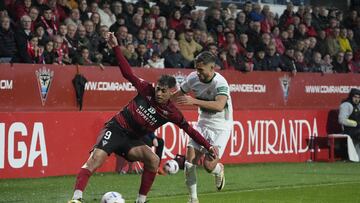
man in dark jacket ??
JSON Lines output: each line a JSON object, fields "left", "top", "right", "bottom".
{"left": 0, "top": 16, "right": 17, "bottom": 62}
{"left": 162, "top": 40, "right": 190, "bottom": 68}
{"left": 14, "top": 15, "right": 32, "bottom": 63}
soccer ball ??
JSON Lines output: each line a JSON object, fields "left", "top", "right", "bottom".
{"left": 100, "top": 191, "right": 125, "bottom": 203}
{"left": 163, "top": 159, "right": 179, "bottom": 175}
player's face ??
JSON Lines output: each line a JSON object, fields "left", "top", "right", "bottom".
{"left": 155, "top": 84, "right": 171, "bottom": 104}
{"left": 353, "top": 94, "right": 360, "bottom": 105}
{"left": 195, "top": 62, "right": 215, "bottom": 83}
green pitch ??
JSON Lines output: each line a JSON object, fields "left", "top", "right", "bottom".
{"left": 1, "top": 162, "right": 360, "bottom": 203}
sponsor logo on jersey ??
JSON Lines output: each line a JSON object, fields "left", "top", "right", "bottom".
{"left": 36, "top": 67, "right": 54, "bottom": 106}
{"left": 148, "top": 106, "right": 156, "bottom": 114}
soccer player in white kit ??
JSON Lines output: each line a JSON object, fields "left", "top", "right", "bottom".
{"left": 173, "top": 51, "right": 233, "bottom": 203}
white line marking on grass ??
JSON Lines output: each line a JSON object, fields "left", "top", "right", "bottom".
{"left": 149, "top": 181, "right": 360, "bottom": 200}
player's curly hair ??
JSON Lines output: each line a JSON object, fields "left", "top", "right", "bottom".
{"left": 195, "top": 51, "right": 216, "bottom": 65}
{"left": 158, "top": 75, "right": 177, "bottom": 88}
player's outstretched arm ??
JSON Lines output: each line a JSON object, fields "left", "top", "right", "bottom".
{"left": 177, "top": 94, "right": 228, "bottom": 112}
{"left": 107, "top": 32, "right": 140, "bottom": 85}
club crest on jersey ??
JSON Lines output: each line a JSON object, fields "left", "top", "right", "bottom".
{"left": 36, "top": 66, "right": 54, "bottom": 106}
{"left": 172, "top": 71, "right": 187, "bottom": 86}
{"left": 279, "top": 74, "right": 291, "bottom": 103}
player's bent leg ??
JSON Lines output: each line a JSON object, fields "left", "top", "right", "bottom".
{"left": 127, "top": 145, "right": 159, "bottom": 203}
{"left": 72, "top": 148, "right": 108, "bottom": 201}
{"left": 204, "top": 154, "right": 225, "bottom": 191}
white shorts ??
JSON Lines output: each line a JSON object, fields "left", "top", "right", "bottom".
{"left": 187, "top": 123, "right": 231, "bottom": 159}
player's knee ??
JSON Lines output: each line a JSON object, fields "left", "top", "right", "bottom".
{"left": 203, "top": 160, "right": 216, "bottom": 173}
{"left": 145, "top": 154, "right": 160, "bottom": 171}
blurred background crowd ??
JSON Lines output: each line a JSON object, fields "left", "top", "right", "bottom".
{"left": 0, "top": 0, "right": 360, "bottom": 73}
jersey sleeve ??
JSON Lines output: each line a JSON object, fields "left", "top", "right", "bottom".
{"left": 180, "top": 72, "right": 195, "bottom": 94}
{"left": 170, "top": 107, "right": 211, "bottom": 150}
{"left": 216, "top": 77, "right": 230, "bottom": 97}
{"left": 113, "top": 46, "right": 149, "bottom": 91}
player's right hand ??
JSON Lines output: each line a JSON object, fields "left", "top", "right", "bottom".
{"left": 208, "top": 146, "right": 219, "bottom": 160}
{"left": 107, "top": 32, "right": 118, "bottom": 48}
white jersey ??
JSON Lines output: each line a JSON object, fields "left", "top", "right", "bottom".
{"left": 180, "top": 71, "right": 233, "bottom": 130}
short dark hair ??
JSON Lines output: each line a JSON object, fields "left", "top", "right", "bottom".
{"left": 157, "top": 75, "right": 177, "bottom": 88}
{"left": 195, "top": 51, "right": 216, "bottom": 65}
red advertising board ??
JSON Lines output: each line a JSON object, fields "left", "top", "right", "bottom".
{"left": 1, "top": 64, "right": 360, "bottom": 112}
{"left": 0, "top": 110, "right": 329, "bottom": 179}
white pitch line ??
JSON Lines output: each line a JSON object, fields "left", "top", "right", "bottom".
{"left": 149, "top": 181, "right": 360, "bottom": 200}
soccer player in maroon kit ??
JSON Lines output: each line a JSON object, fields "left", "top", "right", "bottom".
{"left": 69, "top": 33, "right": 218, "bottom": 203}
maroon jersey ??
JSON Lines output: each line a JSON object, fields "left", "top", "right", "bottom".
{"left": 112, "top": 46, "right": 211, "bottom": 150}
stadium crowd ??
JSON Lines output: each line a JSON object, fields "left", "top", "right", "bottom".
{"left": 0, "top": 0, "right": 359, "bottom": 73}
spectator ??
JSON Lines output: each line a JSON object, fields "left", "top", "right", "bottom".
{"left": 239, "top": 46, "right": 255, "bottom": 72}
{"left": 308, "top": 51, "right": 323, "bottom": 72}
{"left": 83, "top": 20, "right": 100, "bottom": 58}
{"left": 338, "top": 28, "right": 352, "bottom": 53}
{"left": 14, "top": 15, "right": 32, "bottom": 63}
{"left": 128, "top": 14, "right": 143, "bottom": 36}
{"left": 191, "top": 10, "right": 207, "bottom": 31}
{"left": 153, "top": 29, "right": 167, "bottom": 53}
{"left": 156, "top": 16, "right": 168, "bottom": 37}
{"left": 52, "top": 34, "right": 70, "bottom": 64}
{"left": 207, "top": 43, "right": 224, "bottom": 69}
{"left": 272, "top": 27, "right": 285, "bottom": 55}
{"left": 205, "top": 9, "right": 223, "bottom": 33}
{"left": 65, "top": 23, "right": 78, "bottom": 58}
{"left": 345, "top": 51, "right": 360, "bottom": 73}
{"left": 222, "top": 44, "right": 241, "bottom": 70}
{"left": 181, "top": 0, "right": 196, "bottom": 16}
{"left": 338, "top": 88, "right": 360, "bottom": 142}
{"left": 38, "top": 6, "right": 59, "bottom": 37}
{"left": 97, "top": 0, "right": 115, "bottom": 28}
{"left": 320, "top": 54, "right": 334, "bottom": 73}
{"left": 0, "top": 16, "right": 17, "bottom": 62}
{"left": 347, "top": 29, "right": 359, "bottom": 55}
{"left": 77, "top": 24, "right": 90, "bottom": 52}
{"left": 90, "top": 12, "right": 101, "bottom": 33}
{"left": 264, "top": 44, "right": 282, "bottom": 71}
{"left": 168, "top": 10, "right": 182, "bottom": 30}
{"left": 280, "top": 46, "right": 297, "bottom": 72}
{"left": 249, "top": 3, "right": 264, "bottom": 22}
{"left": 316, "top": 29, "right": 328, "bottom": 56}
{"left": 47, "top": 0, "right": 69, "bottom": 23}
{"left": 115, "top": 25, "right": 128, "bottom": 47}
{"left": 34, "top": 24, "right": 49, "bottom": 46}
{"left": 29, "top": 6, "right": 40, "bottom": 31}
{"left": 64, "top": 8, "right": 82, "bottom": 26}
{"left": 111, "top": 1, "right": 123, "bottom": 17}
{"left": 42, "top": 40, "right": 57, "bottom": 64}
{"left": 332, "top": 51, "right": 349, "bottom": 73}
{"left": 343, "top": 10, "right": 358, "bottom": 29}
{"left": 123, "top": 2, "right": 135, "bottom": 23}
{"left": 156, "top": 0, "right": 171, "bottom": 18}
{"left": 146, "top": 51, "right": 164, "bottom": 69}
{"left": 14, "top": 0, "right": 32, "bottom": 22}
{"left": 294, "top": 51, "right": 308, "bottom": 72}
{"left": 109, "top": 14, "right": 126, "bottom": 33}
{"left": 135, "top": 0, "right": 151, "bottom": 16}
{"left": 235, "top": 11, "right": 248, "bottom": 36}
{"left": 130, "top": 43, "right": 148, "bottom": 67}
{"left": 76, "top": 46, "right": 93, "bottom": 65}
{"left": 149, "top": 5, "right": 161, "bottom": 21}
{"left": 179, "top": 29, "right": 202, "bottom": 62}
{"left": 78, "top": 0, "right": 90, "bottom": 22}
{"left": 326, "top": 27, "right": 341, "bottom": 56}
{"left": 123, "top": 43, "right": 138, "bottom": 66}
{"left": 162, "top": 39, "right": 189, "bottom": 68}
{"left": 246, "top": 21, "right": 262, "bottom": 49}
{"left": 135, "top": 28, "right": 147, "bottom": 46}
{"left": 251, "top": 46, "right": 265, "bottom": 71}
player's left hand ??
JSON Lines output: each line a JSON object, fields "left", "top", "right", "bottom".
{"left": 176, "top": 95, "right": 196, "bottom": 105}
{"left": 152, "top": 138, "right": 158, "bottom": 147}
{"left": 208, "top": 146, "right": 219, "bottom": 160}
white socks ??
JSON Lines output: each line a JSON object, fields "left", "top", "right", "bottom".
{"left": 211, "top": 163, "right": 222, "bottom": 175}
{"left": 136, "top": 194, "right": 147, "bottom": 203}
{"left": 72, "top": 190, "right": 83, "bottom": 200}
{"left": 185, "top": 161, "right": 198, "bottom": 199}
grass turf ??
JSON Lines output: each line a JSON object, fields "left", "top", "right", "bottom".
{"left": 1, "top": 162, "right": 360, "bottom": 203}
